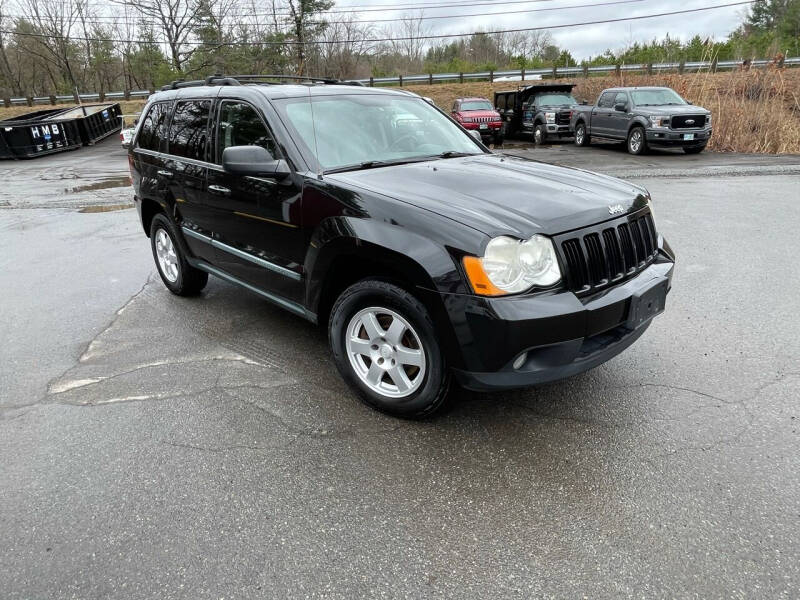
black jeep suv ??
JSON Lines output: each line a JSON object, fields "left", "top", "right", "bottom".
{"left": 130, "top": 75, "right": 675, "bottom": 418}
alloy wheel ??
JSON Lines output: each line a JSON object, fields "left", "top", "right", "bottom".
{"left": 154, "top": 228, "right": 179, "bottom": 283}
{"left": 345, "top": 306, "right": 426, "bottom": 399}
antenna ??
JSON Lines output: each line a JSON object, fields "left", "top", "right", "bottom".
{"left": 307, "top": 84, "right": 322, "bottom": 181}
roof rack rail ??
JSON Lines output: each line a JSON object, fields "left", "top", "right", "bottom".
{"left": 159, "top": 74, "right": 366, "bottom": 92}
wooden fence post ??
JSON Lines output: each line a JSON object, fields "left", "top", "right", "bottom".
{"left": 99, "top": 91, "right": 105, "bottom": 102}
{"left": 49, "top": 95, "right": 56, "bottom": 105}
{"left": 368, "top": 77, "right": 373, "bottom": 87}
{"left": 615, "top": 64, "right": 621, "bottom": 78}
{"left": 678, "top": 60, "right": 685, "bottom": 74}
{"left": 429, "top": 73, "right": 433, "bottom": 84}
{"left": 521, "top": 67, "right": 525, "bottom": 81}
{"left": 459, "top": 72, "right": 463, "bottom": 83}
{"left": 398, "top": 74, "right": 403, "bottom": 87}
{"left": 552, "top": 66, "right": 558, "bottom": 79}
{"left": 646, "top": 63, "right": 653, "bottom": 75}
{"left": 489, "top": 70, "right": 494, "bottom": 82}
{"left": 711, "top": 58, "right": 718, "bottom": 73}
{"left": 3, "top": 97, "right": 10, "bottom": 108}
{"left": 582, "top": 64, "right": 589, "bottom": 78}
{"left": 124, "top": 89, "right": 131, "bottom": 100}
{"left": 26, "top": 96, "right": 33, "bottom": 106}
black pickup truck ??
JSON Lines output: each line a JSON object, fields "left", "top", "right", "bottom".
{"left": 494, "top": 84, "right": 577, "bottom": 145}
{"left": 570, "top": 86, "right": 712, "bottom": 155}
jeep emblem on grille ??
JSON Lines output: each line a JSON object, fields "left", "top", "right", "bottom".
{"left": 608, "top": 204, "right": 625, "bottom": 215}
{"left": 686, "top": 119, "right": 695, "bottom": 125}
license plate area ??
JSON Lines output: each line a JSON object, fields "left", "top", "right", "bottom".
{"left": 479, "top": 123, "right": 488, "bottom": 130}
{"left": 684, "top": 133, "right": 694, "bottom": 140}
{"left": 626, "top": 277, "right": 668, "bottom": 329}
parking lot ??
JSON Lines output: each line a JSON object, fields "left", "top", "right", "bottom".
{"left": 2, "top": 137, "right": 800, "bottom": 598}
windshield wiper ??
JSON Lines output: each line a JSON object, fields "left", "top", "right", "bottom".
{"left": 437, "top": 151, "right": 479, "bottom": 159}
{"left": 324, "top": 156, "right": 436, "bottom": 174}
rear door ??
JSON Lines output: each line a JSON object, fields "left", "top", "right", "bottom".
{"left": 164, "top": 98, "right": 216, "bottom": 262}
{"left": 206, "top": 99, "right": 304, "bottom": 301}
{"left": 592, "top": 91, "right": 616, "bottom": 137}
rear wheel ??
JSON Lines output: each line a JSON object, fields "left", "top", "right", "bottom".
{"left": 683, "top": 144, "right": 706, "bottom": 154}
{"left": 533, "top": 124, "right": 547, "bottom": 145}
{"left": 150, "top": 213, "right": 208, "bottom": 296}
{"left": 627, "top": 126, "right": 647, "bottom": 155}
{"left": 574, "top": 122, "right": 590, "bottom": 146}
{"left": 329, "top": 280, "right": 451, "bottom": 418}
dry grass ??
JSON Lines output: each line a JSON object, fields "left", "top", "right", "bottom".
{"left": 406, "top": 69, "right": 800, "bottom": 154}
{"left": 1, "top": 70, "right": 796, "bottom": 154}
{"left": 0, "top": 100, "right": 146, "bottom": 120}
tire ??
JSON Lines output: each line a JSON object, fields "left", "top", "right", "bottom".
{"left": 150, "top": 213, "right": 208, "bottom": 296}
{"left": 574, "top": 122, "right": 590, "bottom": 146}
{"left": 683, "top": 144, "right": 706, "bottom": 154}
{"left": 627, "top": 126, "right": 647, "bottom": 155}
{"left": 533, "top": 123, "right": 547, "bottom": 145}
{"left": 328, "top": 279, "right": 451, "bottom": 419}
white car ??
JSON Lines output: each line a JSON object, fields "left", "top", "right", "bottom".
{"left": 119, "top": 114, "right": 139, "bottom": 148}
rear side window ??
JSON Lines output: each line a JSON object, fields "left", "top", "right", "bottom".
{"left": 598, "top": 92, "right": 615, "bottom": 108}
{"left": 137, "top": 102, "right": 170, "bottom": 151}
{"left": 216, "top": 102, "right": 277, "bottom": 162}
{"left": 496, "top": 95, "right": 506, "bottom": 110}
{"left": 168, "top": 100, "right": 210, "bottom": 161}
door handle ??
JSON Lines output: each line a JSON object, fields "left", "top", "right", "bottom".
{"left": 208, "top": 185, "right": 231, "bottom": 195}
{"left": 157, "top": 170, "right": 173, "bottom": 178}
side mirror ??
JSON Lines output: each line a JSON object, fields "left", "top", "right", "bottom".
{"left": 614, "top": 102, "right": 628, "bottom": 112}
{"left": 469, "top": 130, "right": 482, "bottom": 142}
{"left": 222, "top": 145, "right": 290, "bottom": 178}
{"left": 687, "top": 100, "right": 693, "bottom": 105}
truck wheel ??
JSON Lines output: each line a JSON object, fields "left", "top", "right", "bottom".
{"left": 627, "top": 126, "right": 647, "bottom": 155}
{"left": 574, "top": 122, "right": 590, "bottom": 146}
{"left": 150, "top": 213, "right": 208, "bottom": 296}
{"left": 683, "top": 144, "right": 706, "bottom": 154}
{"left": 329, "top": 279, "right": 451, "bottom": 419}
{"left": 533, "top": 124, "right": 547, "bottom": 145}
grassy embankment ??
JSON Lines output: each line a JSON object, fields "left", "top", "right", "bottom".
{"left": 1, "top": 69, "right": 796, "bottom": 154}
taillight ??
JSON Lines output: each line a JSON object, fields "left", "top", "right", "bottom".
{"left": 127, "top": 154, "right": 135, "bottom": 184}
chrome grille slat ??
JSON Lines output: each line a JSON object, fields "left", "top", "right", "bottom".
{"left": 557, "top": 210, "right": 658, "bottom": 296}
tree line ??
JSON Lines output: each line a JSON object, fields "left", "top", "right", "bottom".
{"left": 0, "top": 0, "right": 796, "bottom": 98}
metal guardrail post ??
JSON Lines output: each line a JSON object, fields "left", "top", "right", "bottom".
{"left": 124, "top": 89, "right": 131, "bottom": 100}
{"left": 26, "top": 96, "right": 33, "bottom": 107}
{"left": 429, "top": 73, "right": 433, "bottom": 84}
{"left": 647, "top": 63, "right": 653, "bottom": 75}
{"left": 711, "top": 58, "right": 718, "bottom": 73}
{"left": 778, "top": 55, "right": 785, "bottom": 68}
{"left": 679, "top": 60, "right": 685, "bottom": 74}
{"left": 489, "top": 70, "right": 494, "bottom": 82}
{"left": 615, "top": 64, "right": 621, "bottom": 77}
{"left": 552, "top": 66, "right": 558, "bottom": 79}
{"left": 521, "top": 67, "right": 526, "bottom": 80}
{"left": 459, "top": 72, "right": 463, "bottom": 83}
{"left": 49, "top": 95, "right": 56, "bottom": 105}
{"left": 582, "top": 64, "right": 589, "bottom": 78}
{"left": 398, "top": 74, "right": 403, "bottom": 87}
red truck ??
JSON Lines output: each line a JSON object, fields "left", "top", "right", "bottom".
{"left": 451, "top": 97, "right": 503, "bottom": 145}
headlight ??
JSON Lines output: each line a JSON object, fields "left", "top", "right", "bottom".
{"left": 649, "top": 115, "right": 669, "bottom": 128}
{"left": 706, "top": 114, "right": 712, "bottom": 126}
{"left": 463, "top": 235, "right": 561, "bottom": 296}
{"left": 461, "top": 117, "right": 473, "bottom": 123}
{"left": 545, "top": 112, "right": 556, "bottom": 124}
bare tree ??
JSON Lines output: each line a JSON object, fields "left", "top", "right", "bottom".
{"left": 381, "top": 12, "right": 431, "bottom": 71}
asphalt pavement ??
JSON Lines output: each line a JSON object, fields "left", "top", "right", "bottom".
{"left": 1, "top": 137, "right": 799, "bottom": 598}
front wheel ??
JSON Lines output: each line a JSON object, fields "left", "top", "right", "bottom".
{"left": 533, "top": 124, "right": 547, "bottom": 145}
{"left": 329, "top": 280, "right": 451, "bottom": 418}
{"left": 574, "top": 122, "right": 590, "bottom": 146}
{"left": 683, "top": 144, "right": 706, "bottom": 154}
{"left": 627, "top": 126, "right": 647, "bottom": 155}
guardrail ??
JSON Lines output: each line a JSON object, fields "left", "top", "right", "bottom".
{"left": 4, "top": 56, "right": 798, "bottom": 106}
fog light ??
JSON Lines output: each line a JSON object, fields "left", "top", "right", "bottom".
{"left": 513, "top": 353, "right": 527, "bottom": 370}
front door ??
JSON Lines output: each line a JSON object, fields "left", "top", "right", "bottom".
{"left": 593, "top": 91, "right": 616, "bottom": 137}
{"left": 607, "top": 91, "right": 632, "bottom": 138}
{"left": 206, "top": 100, "right": 304, "bottom": 302}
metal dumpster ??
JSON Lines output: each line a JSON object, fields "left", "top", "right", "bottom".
{"left": 0, "top": 102, "right": 123, "bottom": 159}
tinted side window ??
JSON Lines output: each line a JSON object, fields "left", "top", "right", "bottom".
{"left": 216, "top": 102, "right": 277, "bottom": 162}
{"left": 168, "top": 100, "right": 210, "bottom": 160}
{"left": 598, "top": 92, "right": 615, "bottom": 108}
{"left": 496, "top": 95, "right": 506, "bottom": 110}
{"left": 137, "top": 102, "right": 169, "bottom": 151}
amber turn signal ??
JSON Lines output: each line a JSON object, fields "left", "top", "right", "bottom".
{"left": 462, "top": 256, "right": 507, "bottom": 296}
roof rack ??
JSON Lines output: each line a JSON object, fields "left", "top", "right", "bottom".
{"left": 160, "top": 74, "right": 365, "bottom": 91}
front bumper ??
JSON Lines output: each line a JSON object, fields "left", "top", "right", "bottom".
{"left": 646, "top": 127, "right": 712, "bottom": 147}
{"left": 446, "top": 244, "right": 674, "bottom": 391}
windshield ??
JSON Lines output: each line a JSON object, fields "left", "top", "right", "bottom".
{"left": 460, "top": 100, "right": 493, "bottom": 111}
{"left": 275, "top": 94, "right": 482, "bottom": 172}
{"left": 535, "top": 93, "right": 577, "bottom": 105}
{"left": 631, "top": 88, "right": 687, "bottom": 106}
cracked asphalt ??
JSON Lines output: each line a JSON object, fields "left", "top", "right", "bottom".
{"left": 1, "top": 138, "right": 799, "bottom": 598}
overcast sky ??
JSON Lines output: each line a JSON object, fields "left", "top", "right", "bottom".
{"left": 351, "top": 0, "right": 749, "bottom": 60}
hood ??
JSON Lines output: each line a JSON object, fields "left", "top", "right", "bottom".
{"left": 326, "top": 154, "right": 649, "bottom": 238}
{"left": 641, "top": 104, "right": 710, "bottom": 115}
